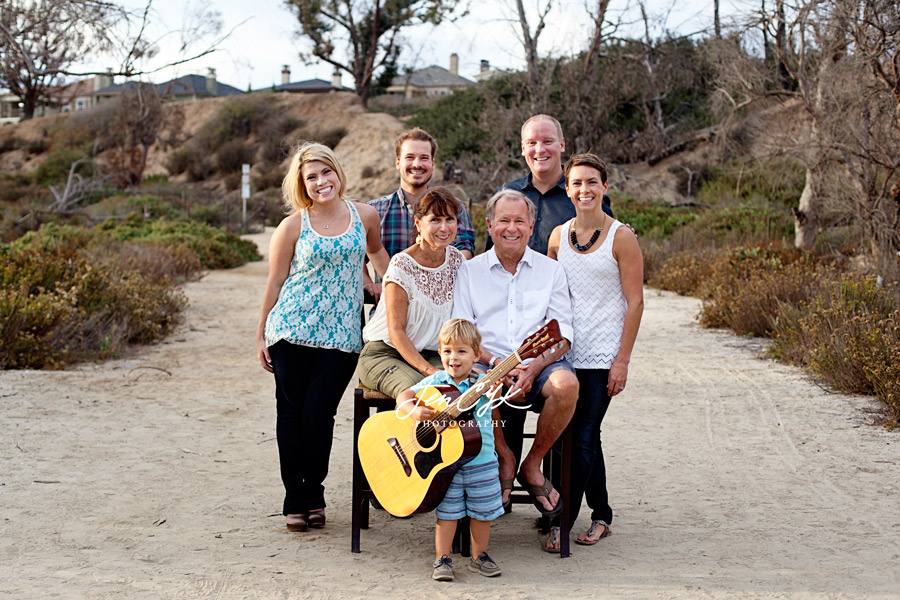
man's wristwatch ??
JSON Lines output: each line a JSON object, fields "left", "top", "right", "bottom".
{"left": 490, "top": 356, "right": 502, "bottom": 368}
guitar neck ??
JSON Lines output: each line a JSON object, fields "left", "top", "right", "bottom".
{"left": 434, "top": 352, "right": 522, "bottom": 428}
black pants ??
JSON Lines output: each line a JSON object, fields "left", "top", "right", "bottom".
{"left": 568, "top": 368, "right": 613, "bottom": 525}
{"left": 269, "top": 340, "right": 359, "bottom": 515}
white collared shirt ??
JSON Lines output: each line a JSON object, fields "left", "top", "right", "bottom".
{"left": 451, "top": 246, "right": 574, "bottom": 360}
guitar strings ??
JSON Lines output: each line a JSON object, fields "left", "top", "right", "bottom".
{"left": 403, "top": 353, "right": 524, "bottom": 453}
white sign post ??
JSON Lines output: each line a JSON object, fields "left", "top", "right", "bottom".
{"left": 241, "top": 164, "right": 250, "bottom": 231}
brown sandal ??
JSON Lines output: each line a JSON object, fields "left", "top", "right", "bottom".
{"left": 500, "top": 478, "right": 514, "bottom": 513}
{"left": 575, "top": 519, "right": 611, "bottom": 545}
{"left": 286, "top": 513, "right": 307, "bottom": 532}
{"left": 543, "top": 526, "right": 561, "bottom": 553}
{"left": 307, "top": 508, "right": 326, "bottom": 528}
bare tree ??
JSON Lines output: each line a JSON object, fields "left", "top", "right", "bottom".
{"left": 106, "top": 83, "right": 167, "bottom": 186}
{"left": 511, "top": 0, "right": 556, "bottom": 113}
{"left": 711, "top": 0, "right": 900, "bottom": 276}
{"left": 1, "top": 0, "right": 227, "bottom": 119}
{"left": 285, "top": 0, "right": 460, "bottom": 107}
{"left": 557, "top": 0, "right": 615, "bottom": 152}
{"left": 0, "top": 0, "right": 121, "bottom": 118}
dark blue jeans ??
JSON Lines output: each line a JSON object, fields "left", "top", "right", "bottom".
{"left": 569, "top": 368, "right": 613, "bottom": 525}
{"left": 269, "top": 341, "right": 359, "bottom": 516}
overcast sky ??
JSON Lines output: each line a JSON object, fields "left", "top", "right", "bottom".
{"left": 84, "top": 0, "right": 749, "bottom": 91}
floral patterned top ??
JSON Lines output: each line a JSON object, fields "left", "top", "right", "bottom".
{"left": 362, "top": 246, "right": 464, "bottom": 351}
{"left": 265, "top": 201, "right": 366, "bottom": 353}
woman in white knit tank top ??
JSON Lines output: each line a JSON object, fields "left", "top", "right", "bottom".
{"left": 548, "top": 153, "right": 644, "bottom": 547}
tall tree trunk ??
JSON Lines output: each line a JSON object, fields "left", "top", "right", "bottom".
{"left": 775, "top": 0, "right": 791, "bottom": 90}
{"left": 714, "top": 0, "right": 722, "bottom": 39}
{"left": 793, "top": 166, "right": 821, "bottom": 250}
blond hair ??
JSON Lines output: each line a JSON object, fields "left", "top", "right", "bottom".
{"left": 521, "top": 114, "right": 564, "bottom": 141}
{"left": 438, "top": 318, "right": 482, "bottom": 354}
{"left": 281, "top": 142, "right": 347, "bottom": 213}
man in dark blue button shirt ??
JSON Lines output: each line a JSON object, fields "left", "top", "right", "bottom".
{"left": 488, "top": 114, "right": 613, "bottom": 255}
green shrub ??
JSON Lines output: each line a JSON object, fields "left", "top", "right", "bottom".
{"left": 0, "top": 246, "right": 186, "bottom": 369}
{"left": 186, "top": 155, "right": 215, "bottom": 182}
{"left": 695, "top": 159, "right": 806, "bottom": 209}
{"left": 298, "top": 126, "right": 347, "bottom": 150}
{"left": 24, "top": 138, "right": 48, "bottom": 154}
{"left": 614, "top": 196, "right": 698, "bottom": 240}
{"left": 96, "top": 216, "right": 261, "bottom": 268}
{"left": 0, "top": 137, "right": 24, "bottom": 152}
{"left": 698, "top": 249, "right": 823, "bottom": 336}
{"left": 216, "top": 140, "right": 255, "bottom": 173}
{"left": 166, "top": 146, "right": 198, "bottom": 175}
{"left": 15, "top": 217, "right": 261, "bottom": 272}
{"left": 197, "top": 94, "right": 277, "bottom": 149}
{"left": 31, "top": 148, "right": 92, "bottom": 185}
{"left": 770, "top": 275, "right": 900, "bottom": 420}
{"left": 686, "top": 202, "right": 794, "bottom": 244}
{"left": 649, "top": 250, "right": 715, "bottom": 296}
{"left": 253, "top": 167, "right": 286, "bottom": 191}
{"left": 143, "top": 174, "right": 169, "bottom": 184}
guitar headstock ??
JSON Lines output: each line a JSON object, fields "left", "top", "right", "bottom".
{"left": 516, "top": 319, "right": 563, "bottom": 361}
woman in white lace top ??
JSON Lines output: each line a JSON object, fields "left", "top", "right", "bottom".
{"left": 548, "top": 153, "right": 643, "bottom": 549}
{"left": 358, "top": 188, "right": 466, "bottom": 398}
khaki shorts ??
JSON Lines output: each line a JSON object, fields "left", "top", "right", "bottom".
{"left": 357, "top": 340, "right": 442, "bottom": 399}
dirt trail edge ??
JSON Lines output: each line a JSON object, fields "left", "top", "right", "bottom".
{"left": 2, "top": 229, "right": 898, "bottom": 599}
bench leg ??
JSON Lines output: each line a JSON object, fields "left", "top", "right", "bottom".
{"left": 559, "top": 424, "right": 572, "bottom": 558}
{"left": 351, "top": 388, "right": 364, "bottom": 553}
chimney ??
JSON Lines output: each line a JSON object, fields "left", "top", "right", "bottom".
{"left": 480, "top": 59, "right": 490, "bottom": 73}
{"left": 332, "top": 68, "right": 342, "bottom": 89}
{"left": 449, "top": 53, "right": 459, "bottom": 76}
{"left": 206, "top": 68, "right": 217, "bottom": 95}
{"left": 94, "top": 68, "right": 113, "bottom": 91}
{"left": 281, "top": 65, "right": 291, "bottom": 85}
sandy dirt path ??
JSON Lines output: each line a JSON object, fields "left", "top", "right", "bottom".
{"left": 1, "top": 230, "right": 898, "bottom": 599}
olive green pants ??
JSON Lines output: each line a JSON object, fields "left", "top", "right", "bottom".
{"left": 357, "top": 340, "right": 442, "bottom": 399}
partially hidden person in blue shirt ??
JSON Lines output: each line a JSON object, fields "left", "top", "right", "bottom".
{"left": 486, "top": 114, "right": 614, "bottom": 256}
{"left": 364, "top": 128, "right": 475, "bottom": 302}
{"left": 395, "top": 318, "right": 505, "bottom": 582}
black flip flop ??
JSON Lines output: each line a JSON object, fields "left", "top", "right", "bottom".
{"left": 515, "top": 472, "right": 563, "bottom": 518}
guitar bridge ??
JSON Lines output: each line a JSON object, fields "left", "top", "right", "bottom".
{"left": 387, "top": 438, "right": 412, "bottom": 477}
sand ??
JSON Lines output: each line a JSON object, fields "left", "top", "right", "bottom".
{"left": 2, "top": 229, "right": 898, "bottom": 599}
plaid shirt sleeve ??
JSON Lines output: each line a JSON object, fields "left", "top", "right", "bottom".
{"left": 369, "top": 192, "right": 415, "bottom": 258}
{"left": 454, "top": 202, "right": 476, "bottom": 254}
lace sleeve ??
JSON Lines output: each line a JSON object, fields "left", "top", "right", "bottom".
{"left": 382, "top": 254, "right": 414, "bottom": 299}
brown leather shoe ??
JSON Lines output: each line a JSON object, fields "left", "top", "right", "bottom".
{"left": 307, "top": 509, "right": 326, "bottom": 528}
{"left": 286, "top": 514, "right": 307, "bottom": 532}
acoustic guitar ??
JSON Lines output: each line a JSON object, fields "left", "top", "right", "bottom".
{"left": 358, "top": 320, "right": 564, "bottom": 517}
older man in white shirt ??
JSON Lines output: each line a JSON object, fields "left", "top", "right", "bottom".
{"left": 452, "top": 189, "right": 578, "bottom": 533}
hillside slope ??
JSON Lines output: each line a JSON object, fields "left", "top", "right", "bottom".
{"left": 0, "top": 91, "right": 405, "bottom": 203}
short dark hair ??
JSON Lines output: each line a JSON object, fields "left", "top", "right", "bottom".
{"left": 415, "top": 187, "right": 460, "bottom": 220}
{"left": 564, "top": 153, "right": 608, "bottom": 185}
{"left": 395, "top": 127, "right": 437, "bottom": 159}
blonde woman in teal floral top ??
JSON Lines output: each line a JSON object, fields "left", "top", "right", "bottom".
{"left": 256, "top": 142, "right": 389, "bottom": 533}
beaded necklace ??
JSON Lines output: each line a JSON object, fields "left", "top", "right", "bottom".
{"left": 570, "top": 217, "right": 605, "bottom": 252}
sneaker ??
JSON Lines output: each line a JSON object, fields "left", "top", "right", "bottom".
{"left": 468, "top": 552, "right": 502, "bottom": 577}
{"left": 432, "top": 555, "right": 454, "bottom": 581}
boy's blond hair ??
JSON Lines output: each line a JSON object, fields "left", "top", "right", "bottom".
{"left": 438, "top": 318, "right": 481, "bottom": 354}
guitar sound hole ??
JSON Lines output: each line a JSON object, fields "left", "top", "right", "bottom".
{"left": 415, "top": 422, "right": 437, "bottom": 449}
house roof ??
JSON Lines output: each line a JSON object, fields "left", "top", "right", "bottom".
{"left": 56, "top": 79, "right": 94, "bottom": 102}
{"left": 390, "top": 66, "right": 474, "bottom": 89}
{"left": 264, "top": 78, "right": 353, "bottom": 93}
{"left": 94, "top": 74, "right": 243, "bottom": 97}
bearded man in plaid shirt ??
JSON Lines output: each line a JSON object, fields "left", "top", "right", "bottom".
{"left": 363, "top": 128, "right": 475, "bottom": 301}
